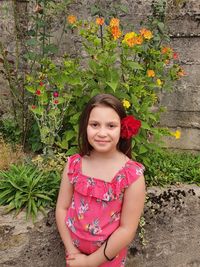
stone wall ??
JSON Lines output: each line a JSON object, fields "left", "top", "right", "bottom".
{"left": 0, "top": 185, "right": 199, "bottom": 267}
{"left": 0, "top": 0, "right": 200, "bottom": 151}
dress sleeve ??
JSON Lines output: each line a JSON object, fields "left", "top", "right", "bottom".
{"left": 123, "top": 161, "right": 145, "bottom": 188}
{"left": 67, "top": 154, "right": 81, "bottom": 184}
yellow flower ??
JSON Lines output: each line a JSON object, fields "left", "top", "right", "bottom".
{"left": 111, "top": 26, "right": 121, "bottom": 40}
{"left": 147, "top": 69, "right": 155, "bottom": 77}
{"left": 110, "top": 18, "right": 120, "bottom": 27}
{"left": 140, "top": 28, "right": 153, "bottom": 39}
{"left": 123, "top": 32, "right": 137, "bottom": 47}
{"left": 156, "top": 79, "right": 163, "bottom": 86}
{"left": 67, "top": 15, "right": 77, "bottom": 24}
{"left": 96, "top": 17, "right": 104, "bottom": 26}
{"left": 122, "top": 99, "right": 131, "bottom": 109}
{"left": 171, "top": 130, "right": 181, "bottom": 139}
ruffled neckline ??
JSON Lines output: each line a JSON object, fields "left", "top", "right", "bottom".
{"left": 79, "top": 155, "right": 132, "bottom": 184}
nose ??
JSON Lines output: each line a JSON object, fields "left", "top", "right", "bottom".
{"left": 97, "top": 127, "right": 107, "bottom": 137}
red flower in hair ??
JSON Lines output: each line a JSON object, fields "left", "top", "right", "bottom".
{"left": 121, "top": 115, "right": 141, "bottom": 139}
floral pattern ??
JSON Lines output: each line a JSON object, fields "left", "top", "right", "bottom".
{"left": 65, "top": 154, "right": 144, "bottom": 266}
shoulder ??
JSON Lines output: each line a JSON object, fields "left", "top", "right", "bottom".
{"left": 126, "top": 159, "right": 145, "bottom": 176}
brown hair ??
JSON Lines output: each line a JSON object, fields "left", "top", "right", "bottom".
{"left": 78, "top": 94, "right": 132, "bottom": 158}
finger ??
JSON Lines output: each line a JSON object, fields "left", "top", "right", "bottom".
{"left": 66, "top": 255, "right": 76, "bottom": 260}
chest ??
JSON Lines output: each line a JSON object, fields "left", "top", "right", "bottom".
{"left": 82, "top": 161, "right": 124, "bottom": 182}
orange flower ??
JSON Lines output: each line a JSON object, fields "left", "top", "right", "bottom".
{"left": 123, "top": 32, "right": 143, "bottom": 47}
{"left": 140, "top": 28, "right": 153, "bottom": 39}
{"left": 110, "top": 18, "right": 120, "bottom": 27}
{"left": 161, "top": 46, "right": 172, "bottom": 54}
{"left": 147, "top": 69, "right": 155, "bottom": 77}
{"left": 111, "top": 26, "right": 121, "bottom": 40}
{"left": 67, "top": 15, "right": 77, "bottom": 25}
{"left": 123, "top": 32, "right": 137, "bottom": 47}
{"left": 135, "top": 35, "right": 143, "bottom": 45}
{"left": 96, "top": 17, "right": 104, "bottom": 26}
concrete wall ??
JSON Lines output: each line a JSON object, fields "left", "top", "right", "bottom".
{"left": 0, "top": 0, "right": 200, "bottom": 151}
{"left": 0, "top": 185, "right": 199, "bottom": 267}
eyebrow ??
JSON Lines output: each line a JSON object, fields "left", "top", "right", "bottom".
{"left": 88, "top": 120, "right": 119, "bottom": 124}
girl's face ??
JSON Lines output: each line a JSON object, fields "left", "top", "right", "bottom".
{"left": 87, "top": 105, "right": 121, "bottom": 154}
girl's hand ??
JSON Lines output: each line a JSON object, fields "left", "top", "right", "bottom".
{"left": 65, "top": 246, "right": 80, "bottom": 257}
{"left": 66, "top": 253, "right": 96, "bottom": 267}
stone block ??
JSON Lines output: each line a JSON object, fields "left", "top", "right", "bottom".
{"left": 0, "top": 185, "right": 200, "bottom": 267}
{"left": 162, "top": 128, "right": 200, "bottom": 151}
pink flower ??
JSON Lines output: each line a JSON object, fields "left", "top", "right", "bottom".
{"left": 53, "top": 91, "right": 59, "bottom": 98}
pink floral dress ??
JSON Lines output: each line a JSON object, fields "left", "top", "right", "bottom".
{"left": 65, "top": 154, "right": 145, "bottom": 267}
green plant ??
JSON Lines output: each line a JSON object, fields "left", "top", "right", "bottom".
{"left": 0, "top": 0, "right": 72, "bottom": 149}
{"left": 25, "top": 57, "right": 81, "bottom": 155}
{"left": 0, "top": 117, "right": 22, "bottom": 144}
{"left": 0, "top": 164, "right": 60, "bottom": 220}
{"left": 25, "top": 0, "right": 183, "bottom": 163}
{"left": 145, "top": 150, "right": 200, "bottom": 186}
{"left": 31, "top": 151, "right": 67, "bottom": 173}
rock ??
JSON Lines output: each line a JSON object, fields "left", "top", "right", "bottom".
{"left": 0, "top": 184, "right": 199, "bottom": 267}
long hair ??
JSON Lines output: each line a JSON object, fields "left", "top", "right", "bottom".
{"left": 78, "top": 94, "right": 132, "bottom": 158}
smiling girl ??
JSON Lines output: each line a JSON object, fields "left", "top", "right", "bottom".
{"left": 56, "top": 94, "right": 146, "bottom": 267}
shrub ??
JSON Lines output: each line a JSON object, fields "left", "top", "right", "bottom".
{"left": 145, "top": 150, "right": 200, "bottom": 186}
{"left": 0, "top": 164, "right": 60, "bottom": 220}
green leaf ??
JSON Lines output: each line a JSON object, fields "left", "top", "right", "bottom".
{"left": 141, "top": 121, "right": 151, "bottom": 130}
{"left": 30, "top": 106, "right": 45, "bottom": 116}
{"left": 26, "top": 38, "right": 38, "bottom": 46}
{"left": 66, "top": 146, "right": 78, "bottom": 156}
{"left": 34, "top": 193, "right": 52, "bottom": 201}
{"left": 25, "top": 85, "right": 36, "bottom": 94}
{"left": 127, "top": 61, "right": 143, "bottom": 70}
{"left": 43, "top": 44, "right": 58, "bottom": 54}
{"left": 139, "top": 145, "right": 148, "bottom": 154}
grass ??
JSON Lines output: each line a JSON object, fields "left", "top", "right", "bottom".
{"left": 0, "top": 137, "right": 25, "bottom": 170}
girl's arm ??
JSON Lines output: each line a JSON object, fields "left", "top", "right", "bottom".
{"left": 55, "top": 162, "right": 80, "bottom": 255}
{"left": 67, "top": 174, "right": 146, "bottom": 267}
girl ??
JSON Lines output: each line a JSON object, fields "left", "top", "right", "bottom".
{"left": 56, "top": 94, "right": 146, "bottom": 267}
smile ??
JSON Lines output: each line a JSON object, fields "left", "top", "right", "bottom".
{"left": 95, "top": 140, "right": 110, "bottom": 143}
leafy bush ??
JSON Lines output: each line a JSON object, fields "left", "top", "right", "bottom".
{"left": 26, "top": 13, "right": 183, "bottom": 165}
{"left": 0, "top": 164, "right": 60, "bottom": 220}
{"left": 31, "top": 152, "right": 67, "bottom": 173}
{"left": 145, "top": 151, "right": 200, "bottom": 186}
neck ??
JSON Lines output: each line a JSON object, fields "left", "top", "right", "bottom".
{"left": 90, "top": 149, "right": 121, "bottom": 160}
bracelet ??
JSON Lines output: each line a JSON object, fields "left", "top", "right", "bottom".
{"left": 103, "top": 237, "right": 115, "bottom": 261}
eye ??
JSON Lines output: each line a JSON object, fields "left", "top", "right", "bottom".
{"left": 89, "top": 122, "right": 98, "bottom": 128}
{"left": 108, "top": 124, "right": 116, "bottom": 128}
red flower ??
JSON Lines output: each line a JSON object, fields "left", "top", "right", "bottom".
{"left": 35, "top": 89, "right": 41, "bottom": 96}
{"left": 53, "top": 91, "right": 59, "bottom": 98}
{"left": 31, "top": 105, "right": 36, "bottom": 109}
{"left": 53, "top": 99, "right": 59, "bottom": 104}
{"left": 39, "top": 81, "right": 44, "bottom": 86}
{"left": 121, "top": 115, "right": 141, "bottom": 139}
{"left": 173, "top": 52, "right": 178, "bottom": 60}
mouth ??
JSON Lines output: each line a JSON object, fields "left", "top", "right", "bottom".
{"left": 95, "top": 140, "right": 110, "bottom": 143}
